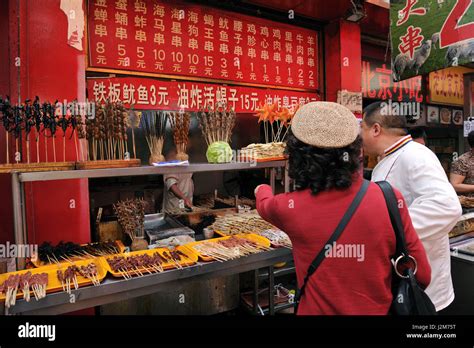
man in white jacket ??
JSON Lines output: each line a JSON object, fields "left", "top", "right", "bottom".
{"left": 361, "top": 101, "right": 462, "bottom": 312}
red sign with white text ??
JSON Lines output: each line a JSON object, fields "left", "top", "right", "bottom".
{"left": 88, "top": 0, "right": 319, "bottom": 90}
{"left": 86, "top": 77, "right": 319, "bottom": 112}
{"left": 362, "top": 60, "right": 423, "bottom": 102}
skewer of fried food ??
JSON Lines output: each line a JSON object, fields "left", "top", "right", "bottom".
{"left": 154, "top": 261, "right": 163, "bottom": 272}
{"left": 73, "top": 273, "right": 79, "bottom": 290}
{"left": 57, "top": 270, "right": 65, "bottom": 292}
{"left": 194, "top": 246, "right": 228, "bottom": 262}
{"left": 118, "top": 268, "right": 129, "bottom": 279}
{"left": 133, "top": 266, "right": 144, "bottom": 277}
{"left": 60, "top": 255, "right": 74, "bottom": 264}
{"left": 168, "top": 254, "right": 182, "bottom": 269}
{"left": 124, "top": 266, "right": 136, "bottom": 279}
{"left": 143, "top": 265, "right": 153, "bottom": 275}
{"left": 31, "top": 284, "right": 38, "bottom": 301}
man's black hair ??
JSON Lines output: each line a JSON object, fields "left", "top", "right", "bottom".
{"left": 408, "top": 127, "right": 427, "bottom": 141}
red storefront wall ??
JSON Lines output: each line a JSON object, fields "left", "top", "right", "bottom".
{"left": 0, "top": 1, "right": 90, "bottom": 252}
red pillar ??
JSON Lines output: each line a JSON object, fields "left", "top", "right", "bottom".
{"left": 324, "top": 19, "right": 362, "bottom": 103}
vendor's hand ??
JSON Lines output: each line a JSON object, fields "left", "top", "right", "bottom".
{"left": 184, "top": 198, "right": 193, "bottom": 208}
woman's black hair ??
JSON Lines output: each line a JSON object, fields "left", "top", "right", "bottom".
{"left": 285, "top": 132, "right": 362, "bottom": 195}
{"left": 468, "top": 131, "right": 474, "bottom": 148}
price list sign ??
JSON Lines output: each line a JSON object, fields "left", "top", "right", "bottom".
{"left": 88, "top": 0, "right": 319, "bottom": 90}
{"left": 87, "top": 77, "right": 319, "bottom": 112}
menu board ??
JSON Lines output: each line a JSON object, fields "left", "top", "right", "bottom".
{"left": 88, "top": 0, "right": 318, "bottom": 90}
{"left": 87, "top": 77, "right": 319, "bottom": 112}
{"left": 428, "top": 66, "right": 472, "bottom": 106}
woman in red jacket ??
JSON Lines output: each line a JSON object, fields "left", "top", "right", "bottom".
{"left": 255, "top": 102, "right": 431, "bottom": 315}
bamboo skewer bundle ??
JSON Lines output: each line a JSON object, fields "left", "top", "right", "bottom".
{"left": 128, "top": 109, "right": 140, "bottom": 159}
{"left": 113, "top": 198, "right": 146, "bottom": 242}
{"left": 209, "top": 211, "right": 276, "bottom": 236}
{"left": 192, "top": 236, "right": 272, "bottom": 261}
{"left": 84, "top": 101, "right": 131, "bottom": 162}
{"left": 0, "top": 96, "right": 87, "bottom": 166}
{"left": 197, "top": 104, "right": 236, "bottom": 163}
{"left": 169, "top": 111, "right": 191, "bottom": 161}
{"left": 198, "top": 104, "right": 236, "bottom": 146}
{"left": 141, "top": 111, "right": 168, "bottom": 164}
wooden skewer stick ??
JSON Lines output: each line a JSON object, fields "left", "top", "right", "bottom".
{"left": 26, "top": 138, "right": 30, "bottom": 164}
{"left": 73, "top": 133, "right": 78, "bottom": 162}
{"left": 32, "top": 286, "right": 38, "bottom": 301}
{"left": 5, "top": 132, "right": 9, "bottom": 164}
{"left": 36, "top": 134, "right": 40, "bottom": 163}
{"left": 52, "top": 136, "right": 57, "bottom": 162}
{"left": 119, "top": 268, "right": 130, "bottom": 280}
{"left": 132, "top": 127, "right": 136, "bottom": 159}
{"left": 45, "top": 134, "right": 48, "bottom": 162}
{"left": 12, "top": 287, "right": 18, "bottom": 306}
{"left": 133, "top": 266, "right": 143, "bottom": 277}
{"left": 15, "top": 138, "right": 19, "bottom": 163}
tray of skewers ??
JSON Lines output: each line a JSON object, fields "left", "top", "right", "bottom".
{"left": 102, "top": 246, "right": 198, "bottom": 279}
{"left": 0, "top": 270, "right": 49, "bottom": 308}
{"left": 33, "top": 240, "right": 126, "bottom": 267}
{"left": 55, "top": 259, "right": 107, "bottom": 294}
{"left": 256, "top": 229, "right": 292, "bottom": 249}
{"left": 0, "top": 258, "right": 106, "bottom": 307}
{"left": 210, "top": 211, "right": 277, "bottom": 237}
{"left": 183, "top": 234, "right": 272, "bottom": 262}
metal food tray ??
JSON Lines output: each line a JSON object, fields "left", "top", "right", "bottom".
{"left": 145, "top": 214, "right": 195, "bottom": 244}
{"left": 454, "top": 239, "right": 474, "bottom": 256}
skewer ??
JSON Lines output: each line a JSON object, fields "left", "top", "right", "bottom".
{"left": 26, "top": 137, "right": 30, "bottom": 164}
{"left": 45, "top": 134, "right": 49, "bottom": 162}
{"left": 15, "top": 138, "right": 19, "bottom": 163}
{"left": 52, "top": 136, "right": 56, "bottom": 162}
{"left": 36, "top": 131, "right": 40, "bottom": 163}
{"left": 134, "top": 266, "right": 143, "bottom": 277}
{"left": 5, "top": 132, "right": 9, "bottom": 164}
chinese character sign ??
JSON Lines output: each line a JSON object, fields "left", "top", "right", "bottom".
{"left": 88, "top": 0, "right": 318, "bottom": 90}
{"left": 429, "top": 66, "right": 473, "bottom": 106}
{"left": 361, "top": 59, "right": 423, "bottom": 102}
{"left": 86, "top": 77, "right": 319, "bottom": 112}
{"left": 390, "top": 0, "right": 474, "bottom": 81}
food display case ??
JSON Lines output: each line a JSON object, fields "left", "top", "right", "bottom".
{"left": 3, "top": 160, "right": 293, "bottom": 315}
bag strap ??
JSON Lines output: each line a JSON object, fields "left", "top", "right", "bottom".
{"left": 294, "top": 179, "right": 370, "bottom": 313}
{"left": 375, "top": 181, "right": 409, "bottom": 259}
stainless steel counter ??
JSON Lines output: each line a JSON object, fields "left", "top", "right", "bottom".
{"left": 17, "top": 161, "right": 287, "bottom": 182}
{"left": 3, "top": 248, "right": 293, "bottom": 315}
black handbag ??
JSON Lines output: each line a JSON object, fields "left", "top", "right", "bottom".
{"left": 294, "top": 179, "right": 370, "bottom": 314}
{"left": 375, "top": 181, "right": 437, "bottom": 315}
